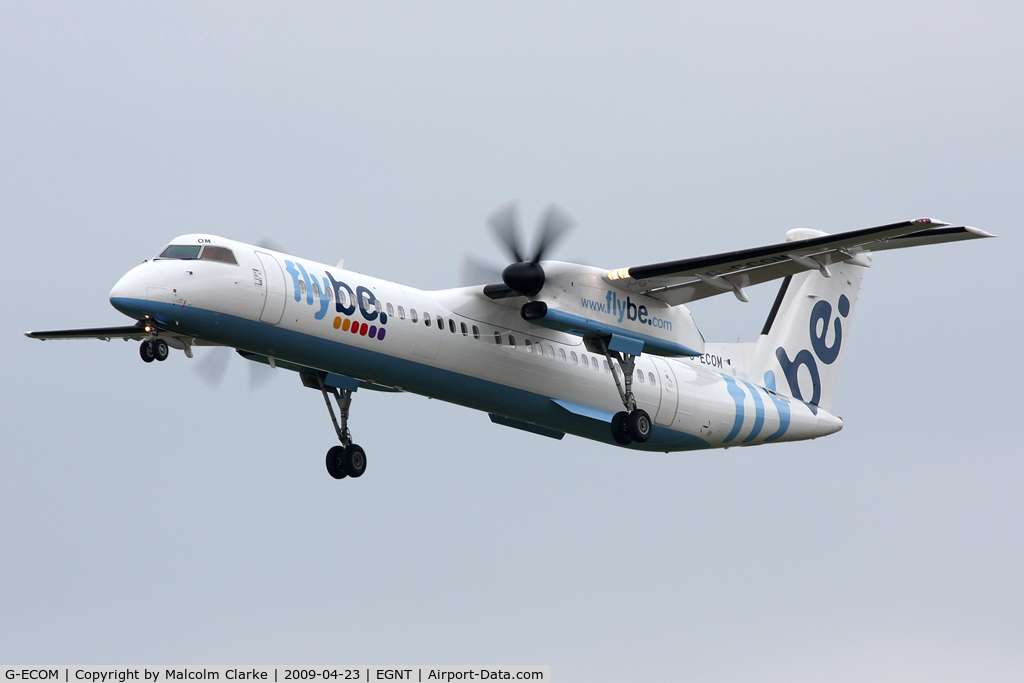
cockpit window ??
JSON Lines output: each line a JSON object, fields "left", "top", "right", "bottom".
{"left": 200, "top": 246, "right": 237, "bottom": 264}
{"left": 159, "top": 245, "right": 202, "bottom": 259}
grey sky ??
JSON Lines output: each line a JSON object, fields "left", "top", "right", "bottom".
{"left": 2, "top": 2, "right": 1021, "bottom": 680}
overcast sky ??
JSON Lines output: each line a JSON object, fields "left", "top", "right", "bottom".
{"left": 2, "top": 2, "right": 1021, "bottom": 681}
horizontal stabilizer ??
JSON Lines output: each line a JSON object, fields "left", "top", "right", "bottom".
{"left": 604, "top": 219, "right": 994, "bottom": 305}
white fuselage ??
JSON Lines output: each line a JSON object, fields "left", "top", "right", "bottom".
{"left": 109, "top": 235, "right": 842, "bottom": 451}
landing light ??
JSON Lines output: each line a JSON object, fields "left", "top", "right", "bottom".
{"left": 608, "top": 268, "right": 630, "bottom": 281}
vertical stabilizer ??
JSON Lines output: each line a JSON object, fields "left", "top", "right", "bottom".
{"left": 751, "top": 260, "right": 866, "bottom": 411}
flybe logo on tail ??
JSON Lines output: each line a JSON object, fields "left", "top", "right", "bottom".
{"left": 284, "top": 260, "right": 388, "bottom": 341}
{"left": 774, "top": 295, "right": 850, "bottom": 413}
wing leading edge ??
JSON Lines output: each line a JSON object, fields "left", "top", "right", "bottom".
{"left": 604, "top": 220, "right": 994, "bottom": 305}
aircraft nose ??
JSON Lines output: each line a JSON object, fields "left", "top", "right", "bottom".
{"left": 109, "top": 268, "right": 149, "bottom": 317}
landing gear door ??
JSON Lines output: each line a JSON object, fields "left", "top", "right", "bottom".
{"left": 255, "top": 252, "right": 286, "bottom": 325}
{"left": 650, "top": 357, "right": 678, "bottom": 427}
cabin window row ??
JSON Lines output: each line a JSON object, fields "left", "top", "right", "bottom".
{"left": 351, "top": 298, "right": 658, "bottom": 386}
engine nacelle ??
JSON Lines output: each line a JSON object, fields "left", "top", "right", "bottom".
{"left": 525, "top": 262, "right": 705, "bottom": 357}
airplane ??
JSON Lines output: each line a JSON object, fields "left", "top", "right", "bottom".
{"left": 26, "top": 203, "right": 993, "bottom": 480}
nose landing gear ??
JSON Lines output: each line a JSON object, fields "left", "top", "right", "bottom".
{"left": 139, "top": 338, "right": 169, "bottom": 363}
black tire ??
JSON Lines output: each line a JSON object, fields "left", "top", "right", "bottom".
{"left": 326, "top": 445, "right": 347, "bottom": 479}
{"left": 139, "top": 340, "right": 155, "bottom": 363}
{"left": 611, "top": 411, "right": 633, "bottom": 445}
{"left": 153, "top": 339, "right": 169, "bottom": 361}
{"left": 626, "top": 409, "right": 652, "bottom": 443}
{"left": 343, "top": 444, "right": 366, "bottom": 478}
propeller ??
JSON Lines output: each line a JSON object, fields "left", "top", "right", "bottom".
{"left": 486, "top": 201, "right": 576, "bottom": 297}
{"left": 191, "top": 346, "right": 276, "bottom": 391}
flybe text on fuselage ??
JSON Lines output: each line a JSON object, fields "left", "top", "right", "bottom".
{"left": 283, "top": 260, "right": 389, "bottom": 341}
{"left": 579, "top": 291, "right": 673, "bottom": 330}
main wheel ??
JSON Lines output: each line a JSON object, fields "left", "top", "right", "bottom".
{"left": 139, "top": 340, "right": 155, "bottom": 363}
{"left": 626, "top": 409, "right": 652, "bottom": 443}
{"left": 342, "top": 444, "right": 366, "bottom": 478}
{"left": 152, "top": 338, "right": 169, "bottom": 361}
{"left": 611, "top": 411, "right": 633, "bottom": 445}
{"left": 326, "top": 445, "right": 348, "bottom": 479}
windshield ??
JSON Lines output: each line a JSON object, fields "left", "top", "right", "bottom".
{"left": 159, "top": 245, "right": 202, "bottom": 259}
{"left": 157, "top": 245, "right": 237, "bottom": 264}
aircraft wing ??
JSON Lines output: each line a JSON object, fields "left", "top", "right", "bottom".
{"left": 25, "top": 323, "right": 154, "bottom": 341}
{"left": 604, "top": 219, "right": 994, "bottom": 305}
{"left": 24, "top": 321, "right": 221, "bottom": 355}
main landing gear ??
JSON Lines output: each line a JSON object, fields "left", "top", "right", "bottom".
{"left": 139, "top": 338, "right": 169, "bottom": 363}
{"left": 303, "top": 371, "right": 367, "bottom": 480}
{"left": 593, "top": 339, "right": 652, "bottom": 446}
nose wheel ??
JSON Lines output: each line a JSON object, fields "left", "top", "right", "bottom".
{"left": 139, "top": 338, "right": 169, "bottom": 362}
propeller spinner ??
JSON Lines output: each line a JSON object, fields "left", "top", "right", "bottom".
{"left": 487, "top": 201, "right": 575, "bottom": 298}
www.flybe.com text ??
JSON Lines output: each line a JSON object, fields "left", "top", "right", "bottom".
{"left": 580, "top": 291, "right": 672, "bottom": 330}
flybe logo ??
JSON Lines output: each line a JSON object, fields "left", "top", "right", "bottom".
{"left": 284, "top": 260, "right": 388, "bottom": 341}
{"left": 773, "top": 294, "right": 850, "bottom": 413}
{"left": 580, "top": 291, "right": 673, "bottom": 331}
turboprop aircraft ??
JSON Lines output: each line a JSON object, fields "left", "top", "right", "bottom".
{"left": 26, "top": 204, "right": 992, "bottom": 480}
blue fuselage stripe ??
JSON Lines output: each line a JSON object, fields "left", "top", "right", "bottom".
{"left": 112, "top": 298, "right": 710, "bottom": 452}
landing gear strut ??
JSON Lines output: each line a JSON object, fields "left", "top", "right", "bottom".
{"left": 594, "top": 338, "right": 652, "bottom": 445}
{"left": 309, "top": 372, "right": 367, "bottom": 480}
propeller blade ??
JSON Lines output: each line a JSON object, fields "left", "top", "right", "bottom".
{"left": 192, "top": 346, "right": 231, "bottom": 389}
{"left": 459, "top": 252, "right": 505, "bottom": 287}
{"left": 487, "top": 201, "right": 524, "bottom": 263}
{"left": 532, "top": 203, "right": 575, "bottom": 263}
{"left": 257, "top": 237, "right": 287, "bottom": 253}
{"left": 248, "top": 359, "right": 276, "bottom": 391}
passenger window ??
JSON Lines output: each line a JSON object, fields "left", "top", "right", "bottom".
{"left": 424, "top": 313, "right": 431, "bottom": 327}
{"left": 472, "top": 325, "right": 480, "bottom": 340}
{"left": 374, "top": 299, "right": 382, "bottom": 315}
{"left": 592, "top": 357, "right": 600, "bottom": 370}
{"left": 410, "top": 309, "right": 418, "bottom": 323}
{"left": 558, "top": 348, "right": 566, "bottom": 362}
{"left": 439, "top": 317, "right": 446, "bottom": 332}
{"left": 546, "top": 345, "right": 555, "bottom": 359}
{"left": 582, "top": 355, "right": 589, "bottom": 369}
{"left": 312, "top": 282, "right": 320, "bottom": 298}
{"left": 387, "top": 303, "right": 395, "bottom": 317}
{"left": 461, "top": 322, "right": 468, "bottom": 336}
{"left": 494, "top": 331, "right": 502, "bottom": 345}
{"left": 604, "top": 360, "right": 610, "bottom": 374}
{"left": 326, "top": 287, "right": 333, "bottom": 301}
{"left": 338, "top": 288, "right": 350, "bottom": 308}
{"left": 449, "top": 319, "right": 456, "bottom": 333}
{"left": 398, "top": 306, "right": 406, "bottom": 320}
{"left": 200, "top": 246, "right": 237, "bottom": 264}
{"left": 508, "top": 335, "right": 516, "bottom": 349}
{"left": 649, "top": 372, "right": 656, "bottom": 386}
{"left": 299, "top": 280, "right": 306, "bottom": 297}
{"left": 525, "top": 340, "right": 533, "bottom": 353}
{"left": 571, "top": 351, "right": 578, "bottom": 366}
{"left": 637, "top": 370, "right": 644, "bottom": 383}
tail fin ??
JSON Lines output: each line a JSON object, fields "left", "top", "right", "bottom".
{"left": 751, "top": 262, "right": 865, "bottom": 411}
{"left": 704, "top": 260, "right": 866, "bottom": 412}
{"left": 699, "top": 222, "right": 991, "bottom": 412}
